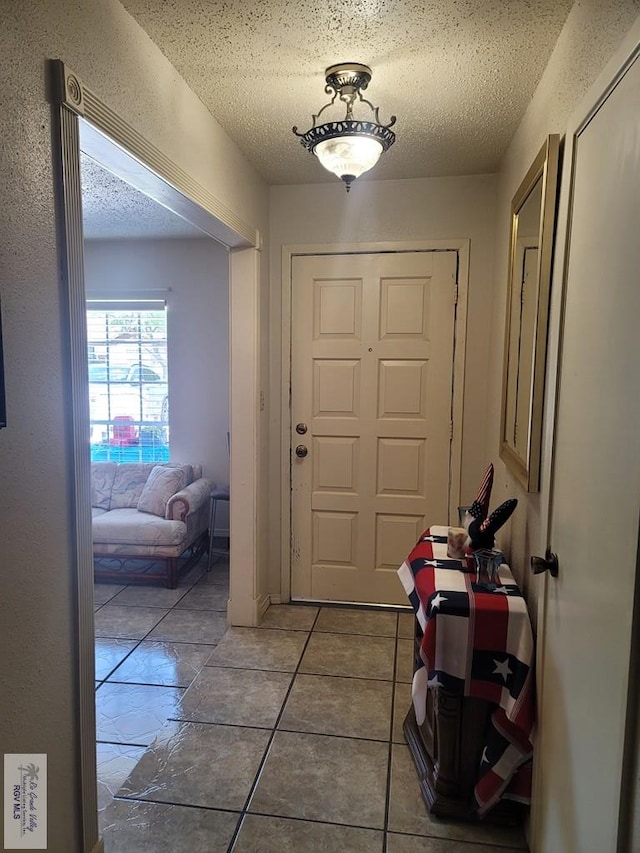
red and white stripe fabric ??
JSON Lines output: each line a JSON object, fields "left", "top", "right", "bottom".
{"left": 397, "top": 525, "right": 535, "bottom": 816}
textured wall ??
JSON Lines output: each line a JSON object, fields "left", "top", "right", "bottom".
{"left": 268, "top": 174, "right": 498, "bottom": 596}
{"left": 485, "top": 0, "right": 640, "bottom": 627}
{"left": 0, "top": 2, "right": 266, "bottom": 850}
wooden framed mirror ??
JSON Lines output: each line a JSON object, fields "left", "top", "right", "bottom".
{"left": 500, "top": 134, "right": 560, "bottom": 491}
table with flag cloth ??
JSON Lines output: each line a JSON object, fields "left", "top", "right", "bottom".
{"left": 397, "top": 525, "right": 535, "bottom": 819}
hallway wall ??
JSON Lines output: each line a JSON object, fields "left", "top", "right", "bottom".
{"left": 485, "top": 0, "right": 640, "bottom": 627}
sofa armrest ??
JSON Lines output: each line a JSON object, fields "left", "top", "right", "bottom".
{"left": 166, "top": 478, "right": 215, "bottom": 522}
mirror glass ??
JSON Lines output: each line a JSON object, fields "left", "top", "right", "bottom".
{"left": 500, "top": 135, "right": 560, "bottom": 491}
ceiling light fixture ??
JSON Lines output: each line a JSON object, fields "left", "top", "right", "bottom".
{"left": 293, "top": 62, "right": 396, "bottom": 192}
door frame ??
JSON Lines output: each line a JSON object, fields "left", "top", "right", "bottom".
{"left": 50, "top": 59, "right": 262, "bottom": 852}
{"left": 279, "top": 239, "right": 470, "bottom": 604}
{"left": 530, "top": 21, "right": 640, "bottom": 851}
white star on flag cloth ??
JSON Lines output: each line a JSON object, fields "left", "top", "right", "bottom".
{"left": 493, "top": 657, "right": 513, "bottom": 682}
{"left": 430, "top": 592, "right": 448, "bottom": 613}
{"left": 481, "top": 746, "right": 490, "bottom": 764}
{"left": 427, "top": 675, "right": 444, "bottom": 688}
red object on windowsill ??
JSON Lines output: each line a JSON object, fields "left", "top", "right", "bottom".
{"left": 110, "top": 415, "right": 139, "bottom": 446}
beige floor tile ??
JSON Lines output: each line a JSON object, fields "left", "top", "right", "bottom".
{"left": 174, "top": 583, "right": 229, "bottom": 611}
{"left": 101, "top": 799, "right": 238, "bottom": 852}
{"left": 315, "top": 607, "right": 398, "bottom": 637}
{"left": 94, "top": 605, "right": 169, "bottom": 640}
{"left": 107, "top": 640, "right": 214, "bottom": 687}
{"left": 95, "top": 638, "right": 138, "bottom": 681}
{"left": 205, "top": 627, "right": 307, "bottom": 672}
{"left": 387, "top": 745, "right": 526, "bottom": 848}
{"left": 392, "top": 682, "right": 412, "bottom": 744}
{"left": 260, "top": 604, "right": 318, "bottom": 631}
{"left": 396, "top": 638, "right": 415, "bottom": 683}
{"left": 279, "top": 673, "right": 392, "bottom": 741}
{"left": 179, "top": 666, "right": 292, "bottom": 727}
{"left": 386, "top": 832, "right": 524, "bottom": 852}
{"left": 96, "top": 682, "right": 185, "bottom": 746}
{"left": 120, "top": 721, "right": 270, "bottom": 810}
{"left": 234, "top": 814, "right": 383, "bottom": 852}
{"left": 249, "top": 730, "right": 389, "bottom": 828}
{"left": 146, "top": 609, "right": 228, "bottom": 644}
{"left": 299, "top": 632, "right": 395, "bottom": 680}
{"left": 94, "top": 583, "right": 127, "bottom": 605}
{"left": 109, "top": 584, "right": 190, "bottom": 608}
{"left": 96, "top": 742, "right": 145, "bottom": 817}
{"left": 398, "top": 612, "right": 416, "bottom": 639}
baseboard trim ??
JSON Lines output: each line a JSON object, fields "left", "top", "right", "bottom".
{"left": 90, "top": 838, "right": 104, "bottom": 853}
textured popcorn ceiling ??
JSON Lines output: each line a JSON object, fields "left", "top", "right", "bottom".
{"left": 119, "top": 0, "right": 574, "bottom": 185}
{"left": 80, "top": 154, "right": 204, "bottom": 239}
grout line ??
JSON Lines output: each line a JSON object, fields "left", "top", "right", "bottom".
{"left": 96, "top": 739, "right": 151, "bottom": 749}
{"left": 225, "top": 607, "right": 322, "bottom": 852}
{"left": 381, "top": 612, "right": 401, "bottom": 853}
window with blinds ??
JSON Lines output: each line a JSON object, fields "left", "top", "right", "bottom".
{"left": 87, "top": 301, "right": 169, "bottom": 462}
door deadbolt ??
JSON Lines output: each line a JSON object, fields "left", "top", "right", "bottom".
{"left": 295, "top": 422, "right": 308, "bottom": 435}
{"left": 295, "top": 445, "right": 308, "bottom": 458}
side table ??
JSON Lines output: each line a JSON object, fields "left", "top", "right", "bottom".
{"left": 208, "top": 486, "right": 230, "bottom": 570}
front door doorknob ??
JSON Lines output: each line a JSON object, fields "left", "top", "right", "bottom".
{"left": 295, "top": 445, "right": 308, "bottom": 458}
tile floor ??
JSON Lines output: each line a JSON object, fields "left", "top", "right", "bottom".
{"left": 95, "top": 557, "right": 528, "bottom": 852}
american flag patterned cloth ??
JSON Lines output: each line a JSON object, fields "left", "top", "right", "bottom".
{"left": 397, "top": 525, "right": 535, "bottom": 817}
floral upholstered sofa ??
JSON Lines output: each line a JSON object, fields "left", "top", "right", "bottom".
{"left": 91, "top": 462, "right": 214, "bottom": 588}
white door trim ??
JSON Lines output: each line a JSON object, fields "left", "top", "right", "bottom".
{"left": 280, "top": 239, "right": 470, "bottom": 604}
{"left": 531, "top": 20, "right": 640, "bottom": 852}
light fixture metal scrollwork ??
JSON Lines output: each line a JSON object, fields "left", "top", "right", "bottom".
{"left": 293, "top": 62, "right": 396, "bottom": 192}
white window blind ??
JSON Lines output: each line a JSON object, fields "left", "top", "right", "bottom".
{"left": 86, "top": 301, "right": 169, "bottom": 462}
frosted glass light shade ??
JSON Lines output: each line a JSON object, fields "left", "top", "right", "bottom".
{"left": 314, "top": 135, "right": 384, "bottom": 180}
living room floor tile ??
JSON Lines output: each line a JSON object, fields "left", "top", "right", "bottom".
{"left": 94, "top": 583, "right": 127, "bottom": 605}
{"left": 387, "top": 745, "right": 526, "bottom": 848}
{"left": 205, "top": 627, "right": 307, "bottom": 672}
{"left": 94, "top": 605, "right": 170, "bottom": 640}
{"left": 249, "top": 730, "right": 389, "bottom": 829}
{"left": 100, "top": 799, "right": 239, "bottom": 853}
{"left": 233, "top": 814, "right": 384, "bottom": 853}
{"left": 95, "top": 638, "right": 138, "bottom": 681}
{"left": 314, "top": 607, "right": 398, "bottom": 637}
{"left": 95, "top": 682, "right": 185, "bottom": 746}
{"left": 109, "top": 584, "right": 189, "bottom": 608}
{"left": 259, "top": 604, "right": 319, "bottom": 631}
{"left": 146, "top": 609, "right": 228, "bottom": 644}
{"left": 179, "top": 666, "right": 292, "bottom": 728}
{"left": 119, "top": 721, "right": 270, "bottom": 811}
{"left": 96, "top": 742, "right": 146, "bottom": 816}
{"left": 197, "top": 561, "right": 230, "bottom": 586}
{"left": 279, "top": 673, "right": 393, "bottom": 741}
{"left": 107, "top": 641, "right": 214, "bottom": 688}
{"left": 299, "top": 632, "right": 395, "bottom": 681}
{"left": 174, "top": 583, "right": 229, "bottom": 611}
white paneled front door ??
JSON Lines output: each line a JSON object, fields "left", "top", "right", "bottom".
{"left": 290, "top": 251, "right": 458, "bottom": 604}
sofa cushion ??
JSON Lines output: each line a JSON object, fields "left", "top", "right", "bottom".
{"left": 137, "top": 465, "right": 189, "bottom": 517}
{"left": 109, "top": 463, "right": 157, "bottom": 509}
{"left": 91, "top": 462, "right": 118, "bottom": 510}
{"left": 92, "top": 508, "right": 187, "bottom": 547}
